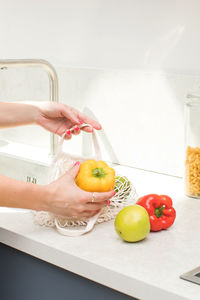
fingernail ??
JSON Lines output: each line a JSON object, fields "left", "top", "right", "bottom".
{"left": 74, "top": 161, "right": 80, "bottom": 166}
{"left": 108, "top": 201, "right": 111, "bottom": 205}
{"left": 78, "top": 119, "right": 83, "bottom": 124}
{"left": 67, "top": 130, "right": 71, "bottom": 135}
{"left": 75, "top": 126, "right": 79, "bottom": 132}
{"left": 113, "top": 191, "right": 116, "bottom": 196}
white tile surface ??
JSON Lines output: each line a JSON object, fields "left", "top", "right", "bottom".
{"left": 0, "top": 167, "right": 200, "bottom": 300}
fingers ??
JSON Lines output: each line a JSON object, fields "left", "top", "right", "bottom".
{"left": 63, "top": 125, "right": 80, "bottom": 140}
{"left": 61, "top": 105, "right": 81, "bottom": 125}
{"left": 61, "top": 105, "right": 97, "bottom": 131}
{"left": 61, "top": 104, "right": 102, "bottom": 134}
{"left": 64, "top": 129, "right": 72, "bottom": 140}
{"left": 85, "top": 200, "right": 109, "bottom": 211}
{"left": 71, "top": 125, "right": 80, "bottom": 135}
{"left": 84, "top": 190, "right": 115, "bottom": 203}
{"left": 67, "top": 161, "right": 80, "bottom": 179}
{"left": 77, "top": 199, "right": 110, "bottom": 219}
{"left": 80, "top": 125, "right": 93, "bottom": 133}
{"left": 78, "top": 112, "right": 102, "bottom": 130}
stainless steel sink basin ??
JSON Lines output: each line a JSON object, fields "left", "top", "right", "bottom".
{"left": 180, "top": 266, "right": 200, "bottom": 285}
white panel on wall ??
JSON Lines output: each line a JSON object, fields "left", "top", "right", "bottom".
{"left": 57, "top": 68, "right": 199, "bottom": 177}
{"left": 0, "top": 0, "right": 200, "bottom": 72}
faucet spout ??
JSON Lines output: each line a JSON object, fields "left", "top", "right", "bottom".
{"left": 0, "top": 59, "right": 59, "bottom": 156}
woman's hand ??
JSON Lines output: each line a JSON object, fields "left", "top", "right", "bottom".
{"left": 0, "top": 162, "right": 115, "bottom": 218}
{"left": 42, "top": 162, "right": 115, "bottom": 218}
{"left": 35, "top": 102, "right": 102, "bottom": 139}
{"left": 0, "top": 102, "right": 101, "bottom": 136}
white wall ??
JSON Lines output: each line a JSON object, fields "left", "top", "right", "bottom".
{"left": 0, "top": 0, "right": 200, "bottom": 72}
{"left": 0, "top": 67, "right": 199, "bottom": 177}
{"left": 0, "top": 1, "right": 200, "bottom": 178}
{"left": 56, "top": 69, "right": 200, "bottom": 177}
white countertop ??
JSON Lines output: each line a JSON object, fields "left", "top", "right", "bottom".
{"left": 0, "top": 166, "right": 200, "bottom": 300}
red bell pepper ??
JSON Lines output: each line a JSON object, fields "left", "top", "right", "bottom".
{"left": 136, "top": 194, "right": 176, "bottom": 232}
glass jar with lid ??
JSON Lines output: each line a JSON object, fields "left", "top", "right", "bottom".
{"left": 185, "top": 93, "right": 200, "bottom": 198}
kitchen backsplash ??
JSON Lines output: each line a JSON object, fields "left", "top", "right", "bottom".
{"left": 0, "top": 66, "right": 200, "bottom": 177}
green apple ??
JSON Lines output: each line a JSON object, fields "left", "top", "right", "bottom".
{"left": 114, "top": 205, "right": 150, "bottom": 242}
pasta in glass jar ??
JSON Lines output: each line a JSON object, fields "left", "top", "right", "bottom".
{"left": 185, "top": 94, "right": 200, "bottom": 198}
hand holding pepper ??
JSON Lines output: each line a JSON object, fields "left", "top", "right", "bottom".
{"left": 136, "top": 194, "right": 176, "bottom": 231}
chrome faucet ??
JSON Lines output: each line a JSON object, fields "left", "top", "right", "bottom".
{"left": 0, "top": 59, "right": 59, "bottom": 156}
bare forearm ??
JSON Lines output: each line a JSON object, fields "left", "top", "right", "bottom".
{"left": 0, "top": 102, "right": 39, "bottom": 128}
{"left": 0, "top": 174, "right": 47, "bottom": 211}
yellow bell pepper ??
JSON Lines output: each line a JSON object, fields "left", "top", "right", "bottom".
{"left": 76, "top": 159, "right": 115, "bottom": 192}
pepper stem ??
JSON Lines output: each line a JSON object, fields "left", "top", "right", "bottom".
{"left": 155, "top": 206, "right": 165, "bottom": 218}
{"left": 92, "top": 168, "right": 106, "bottom": 178}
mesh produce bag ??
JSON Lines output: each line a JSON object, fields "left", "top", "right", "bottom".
{"left": 34, "top": 124, "right": 137, "bottom": 236}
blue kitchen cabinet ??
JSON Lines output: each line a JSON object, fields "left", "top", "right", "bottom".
{"left": 0, "top": 242, "right": 137, "bottom": 300}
